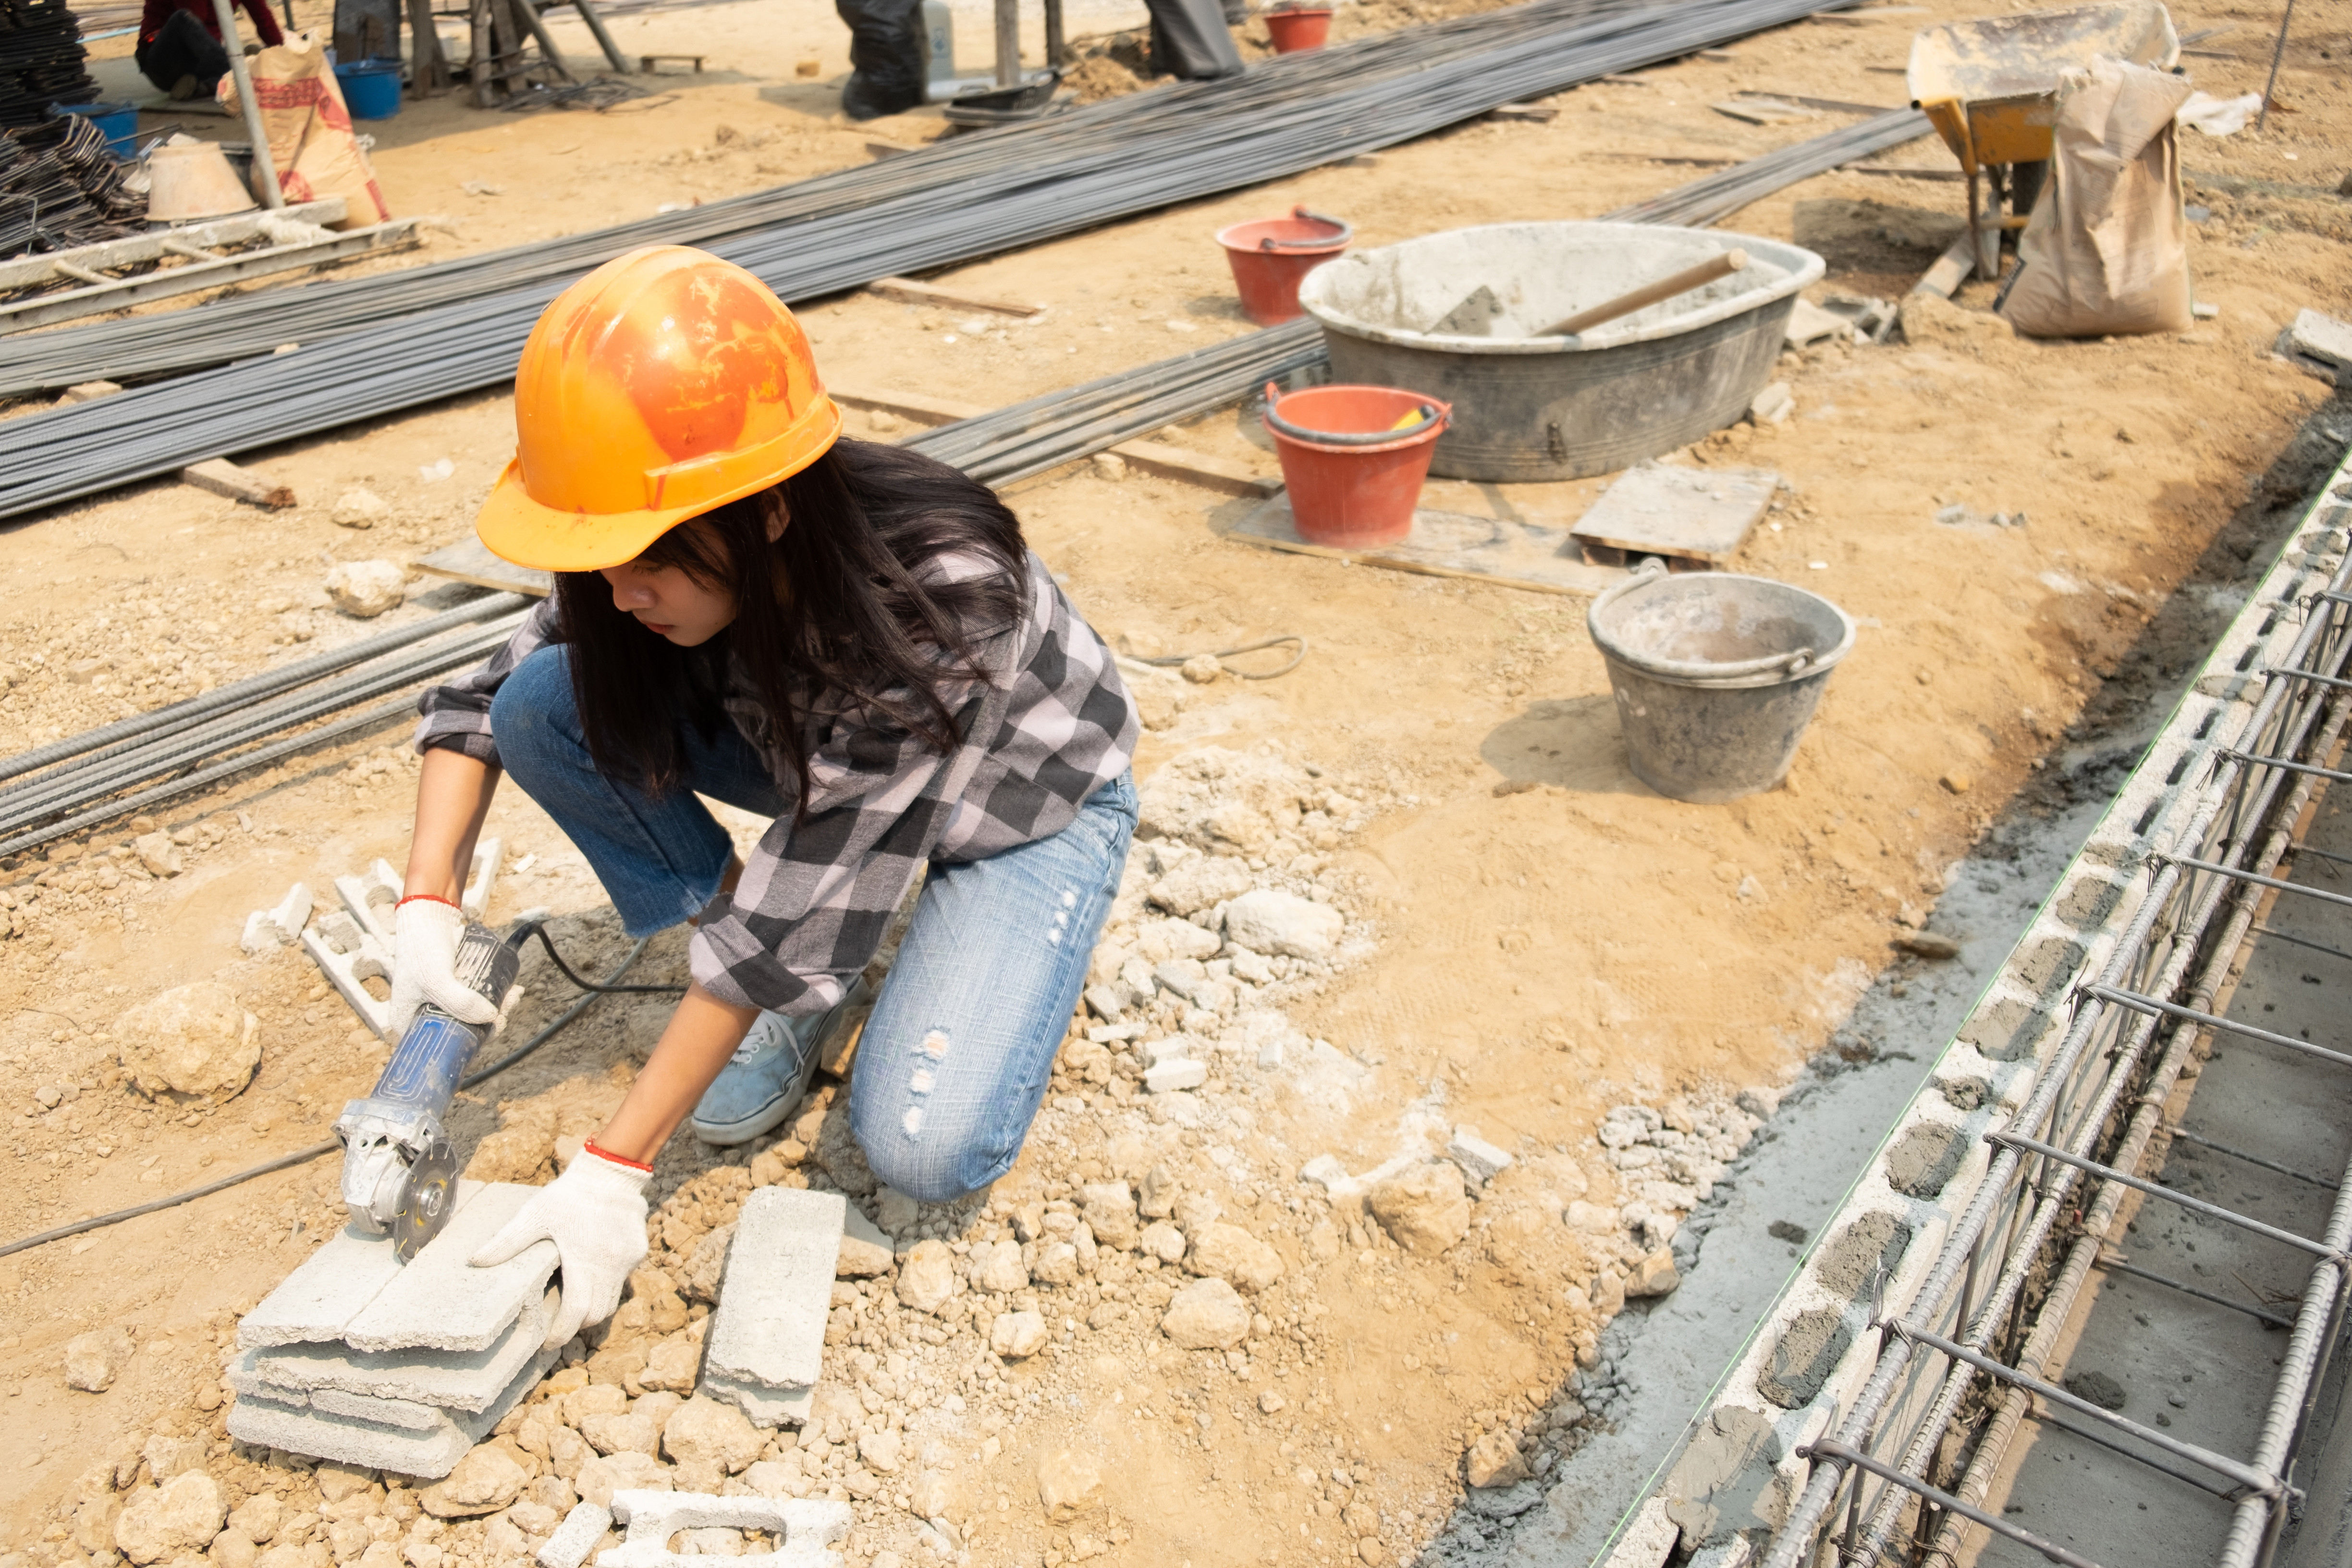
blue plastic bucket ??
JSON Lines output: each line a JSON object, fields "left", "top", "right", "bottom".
{"left": 334, "top": 59, "right": 404, "bottom": 120}
{"left": 52, "top": 100, "right": 138, "bottom": 158}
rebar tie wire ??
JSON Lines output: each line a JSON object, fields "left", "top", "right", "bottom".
{"left": 0, "top": 928, "right": 684, "bottom": 1261}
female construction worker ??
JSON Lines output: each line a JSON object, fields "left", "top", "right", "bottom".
{"left": 397, "top": 246, "right": 1138, "bottom": 1348}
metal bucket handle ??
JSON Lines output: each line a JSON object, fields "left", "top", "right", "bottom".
{"left": 1259, "top": 207, "right": 1353, "bottom": 250}
{"left": 1588, "top": 561, "right": 1821, "bottom": 682}
{"left": 1262, "top": 382, "right": 1447, "bottom": 446}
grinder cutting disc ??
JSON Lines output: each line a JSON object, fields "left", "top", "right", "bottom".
{"left": 389, "top": 1135, "right": 460, "bottom": 1262}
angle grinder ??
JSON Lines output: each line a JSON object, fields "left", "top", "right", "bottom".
{"left": 334, "top": 920, "right": 524, "bottom": 1262}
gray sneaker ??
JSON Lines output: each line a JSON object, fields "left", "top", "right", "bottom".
{"left": 689, "top": 979, "right": 869, "bottom": 1146}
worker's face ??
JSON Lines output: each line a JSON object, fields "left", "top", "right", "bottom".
{"left": 601, "top": 507, "right": 786, "bottom": 648}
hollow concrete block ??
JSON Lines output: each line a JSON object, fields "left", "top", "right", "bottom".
{"left": 597, "top": 1492, "right": 851, "bottom": 1568}
{"left": 700, "top": 1188, "right": 844, "bottom": 1427}
{"left": 539, "top": 1502, "right": 612, "bottom": 1568}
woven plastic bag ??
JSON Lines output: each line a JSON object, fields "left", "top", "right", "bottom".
{"left": 1998, "top": 55, "right": 2193, "bottom": 338}
{"left": 217, "top": 30, "right": 391, "bottom": 228}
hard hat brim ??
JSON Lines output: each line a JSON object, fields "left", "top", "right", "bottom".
{"left": 474, "top": 398, "right": 842, "bottom": 573}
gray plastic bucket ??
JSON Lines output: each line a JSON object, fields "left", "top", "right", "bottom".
{"left": 1296, "top": 221, "right": 1825, "bottom": 481}
{"left": 1586, "top": 566, "right": 1856, "bottom": 803}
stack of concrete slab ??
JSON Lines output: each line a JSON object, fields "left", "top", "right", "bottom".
{"left": 227, "top": 1181, "right": 562, "bottom": 1477}
{"left": 699, "top": 1188, "right": 847, "bottom": 1429}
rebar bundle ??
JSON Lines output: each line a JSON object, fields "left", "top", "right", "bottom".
{"left": 0, "top": 0, "right": 95, "bottom": 131}
{"left": 0, "top": 0, "right": 1861, "bottom": 523}
{"left": 0, "top": 110, "right": 143, "bottom": 254}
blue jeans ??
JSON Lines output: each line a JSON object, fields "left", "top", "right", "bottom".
{"left": 490, "top": 645, "right": 1137, "bottom": 1202}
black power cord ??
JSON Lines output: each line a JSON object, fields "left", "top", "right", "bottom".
{"left": 0, "top": 928, "right": 671, "bottom": 1261}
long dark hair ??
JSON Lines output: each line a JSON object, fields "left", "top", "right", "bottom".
{"left": 551, "top": 438, "right": 1026, "bottom": 808}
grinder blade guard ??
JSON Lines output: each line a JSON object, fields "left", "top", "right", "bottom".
{"left": 335, "top": 921, "right": 522, "bottom": 1261}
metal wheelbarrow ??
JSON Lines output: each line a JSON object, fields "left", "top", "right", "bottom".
{"left": 1907, "top": 1, "right": 2180, "bottom": 278}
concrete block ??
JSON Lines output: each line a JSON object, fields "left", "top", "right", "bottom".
{"left": 341, "top": 1182, "right": 560, "bottom": 1353}
{"left": 241, "top": 882, "right": 313, "bottom": 955}
{"left": 302, "top": 914, "right": 393, "bottom": 1041}
{"left": 1447, "top": 1126, "right": 1515, "bottom": 1185}
{"left": 539, "top": 1503, "right": 612, "bottom": 1568}
{"left": 309, "top": 1385, "right": 447, "bottom": 1432}
{"left": 241, "top": 1286, "right": 556, "bottom": 1412}
{"left": 698, "top": 1370, "right": 812, "bottom": 1431}
{"left": 334, "top": 860, "right": 402, "bottom": 947}
{"left": 239, "top": 1207, "right": 434, "bottom": 1349}
{"left": 464, "top": 837, "right": 504, "bottom": 924}
{"left": 701, "top": 1188, "right": 843, "bottom": 1426}
{"left": 1144, "top": 1059, "right": 1207, "bottom": 1093}
{"left": 597, "top": 1492, "right": 850, "bottom": 1568}
{"left": 226, "top": 1337, "right": 557, "bottom": 1479}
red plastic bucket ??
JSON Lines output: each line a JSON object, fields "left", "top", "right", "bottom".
{"left": 1215, "top": 207, "right": 1351, "bottom": 326}
{"left": 1262, "top": 381, "right": 1451, "bottom": 549}
{"left": 1264, "top": 6, "right": 1334, "bottom": 50}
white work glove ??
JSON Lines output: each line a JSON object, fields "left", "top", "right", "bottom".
{"left": 388, "top": 896, "right": 501, "bottom": 1037}
{"left": 469, "top": 1144, "right": 651, "bottom": 1349}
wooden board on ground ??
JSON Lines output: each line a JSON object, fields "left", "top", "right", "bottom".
{"left": 1568, "top": 464, "right": 1777, "bottom": 567}
{"left": 865, "top": 277, "right": 1042, "bottom": 318}
{"left": 1225, "top": 496, "right": 1628, "bottom": 597}
{"left": 415, "top": 538, "right": 553, "bottom": 597}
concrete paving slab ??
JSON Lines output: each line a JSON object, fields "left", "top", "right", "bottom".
{"left": 225, "top": 1335, "right": 559, "bottom": 1478}
{"left": 701, "top": 1188, "right": 843, "bottom": 1423}
{"left": 341, "top": 1182, "right": 560, "bottom": 1353}
{"left": 237, "top": 1190, "right": 479, "bottom": 1348}
{"left": 244, "top": 1286, "right": 558, "bottom": 1412}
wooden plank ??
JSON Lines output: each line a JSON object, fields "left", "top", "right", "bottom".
{"left": 1911, "top": 230, "right": 1975, "bottom": 298}
{"left": 1486, "top": 102, "right": 1557, "bottom": 122}
{"left": 864, "top": 276, "right": 1043, "bottom": 319}
{"left": 1567, "top": 465, "right": 1776, "bottom": 566}
{"left": 413, "top": 539, "right": 553, "bottom": 597}
{"left": 1714, "top": 98, "right": 1816, "bottom": 125}
{"left": 1104, "top": 441, "right": 1280, "bottom": 498}
{"left": 183, "top": 458, "right": 295, "bottom": 508}
{"left": 1224, "top": 497, "right": 1628, "bottom": 598}
{"left": 828, "top": 384, "right": 989, "bottom": 425}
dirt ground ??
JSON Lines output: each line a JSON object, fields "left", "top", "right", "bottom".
{"left": 3, "top": 0, "right": 2351, "bottom": 1563}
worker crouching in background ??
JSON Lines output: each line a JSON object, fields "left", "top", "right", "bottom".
{"left": 136, "top": 0, "right": 282, "bottom": 98}
{"left": 397, "top": 245, "right": 1138, "bottom": 1348}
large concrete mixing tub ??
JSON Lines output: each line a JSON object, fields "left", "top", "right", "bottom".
{"left": 1296, "top": 221, "right": 1825, "bottom": 481}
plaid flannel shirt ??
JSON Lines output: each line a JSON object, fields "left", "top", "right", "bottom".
{"left": 414, "top": 549, "right": 1137, "bottom": 1015}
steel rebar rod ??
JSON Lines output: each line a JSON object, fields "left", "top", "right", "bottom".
{"left": 2168, "top": 1128, "right": 2342, "bottom": 1190}
{"left": 2095, "top": 1251, "right": 2300, "bottom": 1329}
{"left": 2083, "top": 983, "right": 2352, "bottom": 1071}
{"left": 1798, "top": 1440, "right": 2104, "bottom": 1568}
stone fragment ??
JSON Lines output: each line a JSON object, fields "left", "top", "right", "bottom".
{"left": 968, "top": 1239, "right": 1029, "bottom": 1294}
{"left": 1748, "top": 381, "right": 1794, "bottom": 425}
{"left": 1627, "top": 1249, "right": 1681, "bottom": 1298}
{"left": 132, "top": 831, "right": 183, "bottom": 877}
{"left": 1030, "top": 1241, "right": 1079, "bottom": 1285}
{"left": 875, "top": 1186, "right": 919, "bottom": 1235}
{"left": 113, "top": 1472, "right": 225, "bottom": 1565}
{"left": 1079, "top": 1182, "right": 1138, "bottom": 1250}
{"left": 990, "top": 1311, "right": 1048, "bottom": 1360}
{"left": 332, "top": 488, "right": 390, "bottom": 529}
{"left": 908, "top": 1470, "right": 957, "bottom": 1519}
{"left": 115, "top": 981, "right": 260, "bottom": 1101}
{"left": 324, "top": 560, "right": 408, "bottom": 618}
{"left": 1161, "top": 1278, "right": 1251, "bottom": 1349}
{"left": 1446, "top": 1126, "right": 1514, "bottom": 1185}
{"left": 1149, "top": 856, "right": 1252, "bottom": 917}
{"left": 1180, "top": 653, "right": 1221, "bottom": 684}
{"left": 1464, "top": 1431, "right": 1531, "bottom": 1490}
{"left": 63, "top": 1325, "right": 132, "bottom": 1392}
{"left": 1139, "top": 1220, "right": 1187, "bottom": 1263}
{"left": 701, "top": 1187, "right": 845, "bottom": 1427}
{"left": 1566, "top": 1200, "right": 1619, "bottom": 1233}
{"left": 678, "top": 1224, "right": 735, "bottom": 1304}
{"left": 835, "top": 1205, "right": 894, "bottom": 1278}
{"left": 1368, "top": 1164, "right": 1471, "bottom": 1255}
{"left": 537, "top": 1503, "right": 611, "bottom": 1568}
{"left": 241, "top": 882, "right": 314, "bottom": 955}
{"left": 1222, "top": 888, "right": 1343, "bottom": 959}
{"left": 574, "top": 1453, "right": 672, "bottom": 1508}
{"left": 638, "top": 1338, "right": 700, "bottom": 1394}
{"left": 894, "top": 1239, "right": 956, "bottom": 1314}
{"left": 1186, "top": 1224, "right": 1284, "bottom": 1291}
{"left": 1145, "top": 1058, "right": 1208, "bottom": 1093}
{"left": 420, "top": 1443, "right": 528, "bottom": 1517}
{"left": 662, "top": 1396, "right": 763, "bottom": 1484}
{"left": 1037, "top": 1449, "right": 1102, "bottom": 1523}
{"left": 1895, "top": 931, "right": 1961, "bottom": 960}
{"left": 859, "top": 1428, "right": 903, "bottom": 1474}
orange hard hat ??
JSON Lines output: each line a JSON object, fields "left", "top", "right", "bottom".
{"left": 476, "top": 245, "right": 842, "bottom": 573}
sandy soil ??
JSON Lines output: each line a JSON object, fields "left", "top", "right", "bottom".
{"left": 2, "top": 0, "right": 2350, "bottom": 1563}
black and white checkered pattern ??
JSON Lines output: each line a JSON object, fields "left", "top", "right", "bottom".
{"left": 414, "top": 550, "right": 1137, "bottom": 1015}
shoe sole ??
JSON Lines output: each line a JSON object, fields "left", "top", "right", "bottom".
{"left": 689, "top": 978, "right": 870, "bottom": 1145}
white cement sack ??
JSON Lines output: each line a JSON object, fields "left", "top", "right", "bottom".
{"left": 1999, "top": 55, "right": 2194, "bottom": 339}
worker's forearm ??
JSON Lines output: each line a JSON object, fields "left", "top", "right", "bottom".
{"left": 405, "top": 748, "right": 501, "bottom": 903}
{"left": 594, "top": 984, "right": 760, "bottom": 1164}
